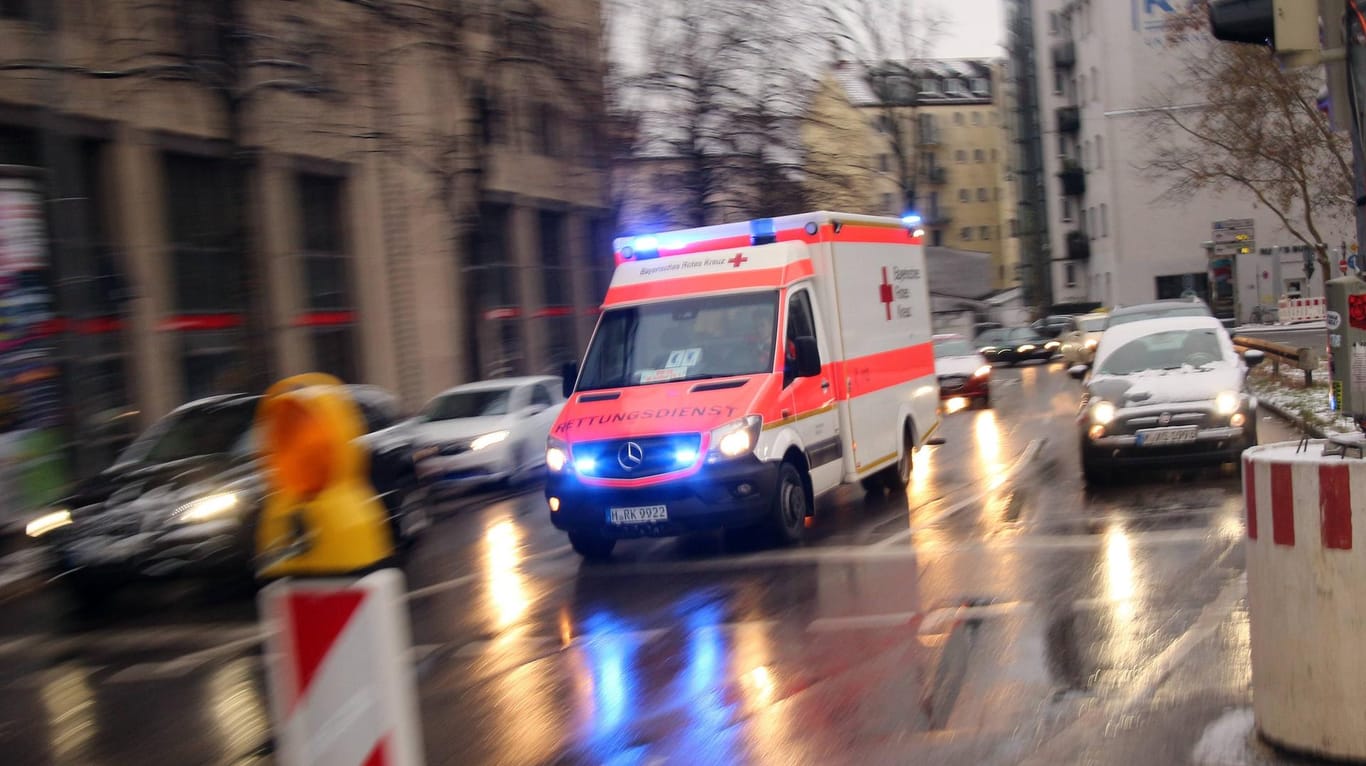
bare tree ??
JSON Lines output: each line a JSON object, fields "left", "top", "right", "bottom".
{"left": 1144, "top": 5, "right": 1353, "bottom": 288}
{"left": 610, "top": 0, "right": 813, "bottom": 229}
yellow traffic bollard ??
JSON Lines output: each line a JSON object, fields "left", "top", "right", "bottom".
{"left": 254, "top": 373, "right": 395, "bottom": 578}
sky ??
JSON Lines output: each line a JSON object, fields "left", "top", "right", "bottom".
{"left": 930, "top": 0, "right": 1007, "bottom": 59}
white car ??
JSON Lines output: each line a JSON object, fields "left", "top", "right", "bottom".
{"left": 413, "top": 376, "right": 566, "bottom": 496}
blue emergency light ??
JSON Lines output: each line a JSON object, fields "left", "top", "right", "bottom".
{"left": 901, "top": 213, "right": 922, "bottom": 228}
{"left": 750, "top": 218, "right": 777, "bottom": 246}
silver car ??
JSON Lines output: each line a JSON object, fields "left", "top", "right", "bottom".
{"left": 1071, "top": 316, "right": 1264, "bottom": 484}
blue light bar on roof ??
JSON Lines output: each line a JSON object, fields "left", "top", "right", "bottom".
{"left": 750, "top": 218, "right": 776, "bottom": 246}
{"left": 902, "top": 213, "right": 922, "bottom": 227}
{"left": 633, "top": 235, "right": 659, "bottom": 252}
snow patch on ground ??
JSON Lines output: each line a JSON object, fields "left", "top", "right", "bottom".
{"left": 1191, "top": 708, "right": 1256, "bottom": 765}
{"left": 1247, "top": 360, "right": 1357, "bottom": 435}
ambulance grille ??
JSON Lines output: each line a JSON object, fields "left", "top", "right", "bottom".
{"left": 573, "top": 435, "right": 703, "bottom": 479}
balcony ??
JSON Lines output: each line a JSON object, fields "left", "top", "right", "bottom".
{"left": 1052, "top": 41, "right": 1076, "bottom": 70}
{"left": 925, "top": 166, "right": 947, "bottom": 184}
{"left": 1066, "top": 230, "right": 1091, "bottom": 260}
{"left": 1056, "top": 105, "right": 1080, "bottom": 134}
{"left": 1058, "top": 161, "right": 1086, "bottom": 196}
{"left": 923, "top": 206, "right": 953, "bottom": 226}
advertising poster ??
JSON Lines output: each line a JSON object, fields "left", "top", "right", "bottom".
{"left": 0, "top": 170, "right": 67, "bottom": 526}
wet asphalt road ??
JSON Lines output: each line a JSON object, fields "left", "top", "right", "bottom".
{"left": 0, "top": 360, "right": 1298, "bottom": 765}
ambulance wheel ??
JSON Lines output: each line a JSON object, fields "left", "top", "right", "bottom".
{"left": 880, "top": 425, "right": 914, "bottom": 492}
{"left": 569, "top": 530, "right": 616, "bottom": 560}
{"left": 860, "top": 476, "right": 886, "bottom": 493}
{"left": 770, "top": 461, "right": 808, "bottom": 544}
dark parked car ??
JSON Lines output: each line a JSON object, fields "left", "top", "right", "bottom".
{"left": 1104, "top": 298, "right": 1211, "bottom": 328}
{"left": 1031, "top": 314, "right": 1078, "bottom": 339}
{"left": 27, "top": 385, "right": 427, "bottom": 610}
{"left": 1072, "top": 315, "right": 1263, "bottom": 484}
{"left": 976, "top": 327, "right": 1055, "bottom": 365}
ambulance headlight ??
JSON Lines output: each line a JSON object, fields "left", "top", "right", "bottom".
{"left": 546, "top": 436, "right": 570, "bottom": 473}
{"left": 707, "top": 415, "right": 763, "bottom": 463}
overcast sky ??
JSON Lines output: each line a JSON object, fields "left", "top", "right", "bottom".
{"left": 930, "top": 0, "right": 1006, "bottom": 59}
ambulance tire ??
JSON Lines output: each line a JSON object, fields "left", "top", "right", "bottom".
{"left": 569, "top": 530, "right": 617, "bottom": 560}
{"left": 879, "top": 424, "right": 914, "bottom": 492}
{"left": 770, "top": 461, "right": 809, "bottom": 544}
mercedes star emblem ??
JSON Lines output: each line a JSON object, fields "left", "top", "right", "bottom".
{"left": 618, "top": 441, "right": 645, "bottom": 470}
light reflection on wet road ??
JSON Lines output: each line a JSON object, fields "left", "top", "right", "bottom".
{"left": 0, "top": 359, "right": 1290, "bottom": 765}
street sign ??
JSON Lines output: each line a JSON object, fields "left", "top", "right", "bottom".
{"left": 1213, "top": 218, "right": 1255, "bottom": 231}
{"left": 1213, "top": 242, "right": 1251, "bottom": 256}
{"left": 1213, "top": 230, "right": 1255, "bottom": 244}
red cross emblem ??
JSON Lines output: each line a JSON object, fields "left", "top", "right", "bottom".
{"left": 729, "top": 253, "right": 749, "bottom": 268}
{"left": 879, "top": 267, "right": 894, "bottom": 320}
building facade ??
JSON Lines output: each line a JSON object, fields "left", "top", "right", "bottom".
{"left": 816, "top": 59, "right": 1021, "bottom": 291}
{"left": 1029, "top": 0, "right": 1349, "bottom": 313}
{"left": 0, "top": 0, "right": 610, "bottom": 472}
{"left": 1005, "top": 0, "right": 1053, "bottom": 312}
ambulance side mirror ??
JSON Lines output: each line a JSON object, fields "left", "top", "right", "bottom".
{"left": 793, "top": 337, "right": 822, "bottom": 378}
{"left": 561, "top": 361, "right": 578, "bottom": 399}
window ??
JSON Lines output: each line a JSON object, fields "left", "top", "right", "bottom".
{"left": 0, "top": 0, "right": 31, "bottom": 20}
{"left": 1082, "top": 141, "right": 1089, "bottom": 169}
{"left": 974, "top": 149, "right": 984, "bottom": 162}
{"left": 538, "top": 210, "right": 568, "bottom": 305}
{"left": 1049, "top": 11, "right": 1059, "bottom": 33}
{"left": 534, "top": 103, "right": 558, "bottom": 156}
{"left": 1100, "top": 204, "right": 1108, "bottom": 237}
{"left": 972, "top": 112, "right": 982, "bottom": 126}
{"left": 1087, "top": 207, "right": 1095, "bottom": 238}
{"left": 979, "top": 226, "right": 990, "bottom": 240}
{"left": 956, "top": 149, "right": 967, "bottom": 163}
{"left": 1009, "top": 218, "right": 1019, "bottom": 237}
{"left": 959, "top": 188, "right": 970, "bottom": 203}
{"left": 954, "top": 112, "right": 964, "bottom": 125}
{"left": 1065, "top": 261, "right": 1078, "bottom": 288}
{"left": 919, "top": 79, "right": 942, "bottom": 96}
{"left": 1054, "top": 69, "right": 1065, "bottom": 95}
{"left": 1091, "top": 66, "right": 1099, "bottom": 100}
{"left": 785, "top": 289, "right": 819, "bottom": 387}
{"left": 932, "top": 229, "right": 944, "bottom": 246}
{"left": 947, "top": 79, "right": 968, "bottom": 96}
{"left": 1061, "top": 196, "right": 1073, "bottom": 222}
{"left": 971, "top": 78, "right": 990, "bottom": 95}
{"left": 298, "top": 173, "right": 358, "bottom": 383}
{"left": 1095, "top": 135, "right": 1103, "bottom": 168}
{"left": 878, "top": 154, "right": 890, "bottom": 172}
{"left": 530, "top": 384, "right": 554, "bottom": 407}
{"left": 961, "top": 227, "right": 973, "bottom": 240}
{"left": 977, "top": 187, "right": 988, "bottom": 201}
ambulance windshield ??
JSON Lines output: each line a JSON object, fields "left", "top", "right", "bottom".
{"left": 578, "top": 291, "right": 779, "bottom": 390}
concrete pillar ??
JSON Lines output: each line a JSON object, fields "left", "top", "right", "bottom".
{"left": 256, "top": 155, "right": 308, "bottom": 377}
{"left": 510, "top": 201, "right": 545, "bottom": 375}
{"left": 107, "top": 127, "right": 176, "bottom": 422}
{"left": 349, "top": 145, "right": 401, "bottom": 400}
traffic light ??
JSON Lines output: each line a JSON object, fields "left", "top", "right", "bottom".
{"left": 1208, "top": 0, "right": 1321, "bottom": 67}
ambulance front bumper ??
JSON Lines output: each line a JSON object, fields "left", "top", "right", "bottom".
{"left": 545, "top": 455, "right": 779, "bottom": 538}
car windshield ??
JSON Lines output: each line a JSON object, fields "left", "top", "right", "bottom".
{"left": 1096, "top": 329, "right": 1226, "bottom": 375}
{"left": 424, "top": 388, "right": 514, "bottom": 420}
{"left": 1079, "top": 316, "right": 1108, "bottom": 332}
{"left": 1107, "top": 306, "right": 1208, "bottom": 327}
{"left": 1010, "top": 329, "right": 1042, "bottom": 342}
{"left": 577, "top": 291, "right": 779, "bottom": 390}
{"left": 934, "top": 339, "right": 977, "bottom": 358}
{"left": 119, "top": 400, "right": 257, "bottom": 465}
{"left": 976, "top": 330, "right": 1008, "bottom": 344}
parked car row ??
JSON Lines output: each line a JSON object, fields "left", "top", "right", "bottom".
{"left": 25, "top": 374, "right": 568, "bottom": 611}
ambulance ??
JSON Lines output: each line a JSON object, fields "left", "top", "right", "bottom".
{"left": 545, "top": 212, "right": 940, "bottom": 559}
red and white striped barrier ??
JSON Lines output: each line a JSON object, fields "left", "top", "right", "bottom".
{"left": 1243, "top": 442, "right": 1366, "bottom": 760}
{"left": 1276, "top": 296, "right": 1326, "bottom": 324}
{"left": 260, "top": 570, "right": 424, "bottom": 766}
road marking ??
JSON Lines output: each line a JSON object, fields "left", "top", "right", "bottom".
{"left": 874, "top": 438, "right": 1043, "bottom": 548}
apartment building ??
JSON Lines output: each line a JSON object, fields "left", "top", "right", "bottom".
{"left": 0, "top": 0, "right": 611, "bottom": 470}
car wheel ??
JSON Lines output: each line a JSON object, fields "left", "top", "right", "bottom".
{"left": 63, "top": 572, "right": 117, "bottom": 617}
{"left": 770, "top": 461, "right": 809, "bottom": 544}
{"left": 500, "top": 442, "right": 525, "bottom": 489}
{"left": 568, "top": 530, "right": 616, "bottom": 560}
{"left": 881, "top": 425, "right": 913, "bottom": 492}
{"left": 977, "top": 391, "right": 992, "bottom": 409}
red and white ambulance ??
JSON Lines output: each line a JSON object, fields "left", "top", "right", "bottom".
{"left": 545, "top": 212, "right": 940, "bottom": 559}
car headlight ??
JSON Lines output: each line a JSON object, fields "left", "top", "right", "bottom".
{"left": 1215, "top": 391, "right": 1241, "bottom": 415}
{"left": 546, "top": 435, "right": 569, "bottom": 473}
{"left": 1090, "top": 400, "right": 1116, "bottom": 424}
{"left": 1045, "top": 341, "right": 1060, "bottom": 350}
{"left": 1084, "top": 338, "right": 1098, "bottom": 350}
{"left": 470, "top": 430, "right": 510, "bottom": 451}
{"left": 26, "top": 508, "right": 71, "bottom": 538}
{"left": 980, "top": 346, "right": 997, "bottom": 354}
{"left": 707, "top": 415, "right": 763, "bottom": 463}
{"left": 176, "top": 492, "right": 239, "bottom": 524}
{"left": 1017, "top": 344, "right": 1036, "bottom": 352}
{"left": 973, "top": 365, "right": 991, "bottom": 378}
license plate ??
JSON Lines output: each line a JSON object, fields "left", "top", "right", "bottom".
{"left": 608, "top": 505, "right": 668, "bottom": 525}
{"left": 1136, "top": 427, "right": 1198, "bottom": 446}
